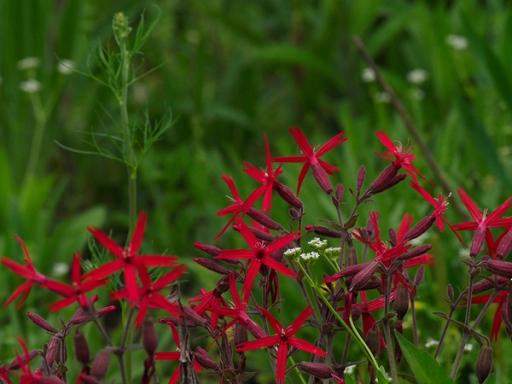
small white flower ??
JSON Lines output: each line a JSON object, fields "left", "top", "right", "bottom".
{"left": 308, "top": 237, "right": 327, "bottom": 249}
{"left": 361, "top": 67, "right": 376, "bottom": 82}
{"left": 325, "top": 247, "right": 342, "bottom": 255}
{"left": 52, "top": 262, "right": 69, "bottom": 277}
{"left": 344, "top": 364, "right": 356, "bottom": 375}
{"left": 407, "top": 68, "right": 428, "bottom": 85}
{"left": 20, "top": 79, "right": 41, "bottom": 93}
{"left": 300, "top": 251, "right": 320, "bottom": 261}
{"left": 284, "top": 247, "right": 302, "bottom": 257}
{"left": 57, "top": 59, "right": 75, "bottom": 75}
{"left": 464, "top": 343, "right": 474, "bottom": 352}
{"left": 425, "top": 338, "right": 439, "bottom": 348}
{"left": 375, "top": 91, "right": 390, "bottom": 104}
{"left": 410, "top": 233, "right": 430, "bottom": 246}
{"left": 410, "top": 87, "right": 425, "bottom": 101}
{"left": 446, "top": 34, "right": 468, "bottom": 51}
{"left": 458, "top": 247, "right": 470, "bottom": 258}
{"left": 17, "top": 57, "right": 40, "bottom": 71}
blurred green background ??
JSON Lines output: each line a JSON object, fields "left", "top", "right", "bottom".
{"left": 0, "top": 0, "right": 511, "bottom": 382}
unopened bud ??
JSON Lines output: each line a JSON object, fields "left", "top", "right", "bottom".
{"left": 470, "top": 227, "right": 486, "bottom": 257}
{"left": 45, "top": 335, "right": 62, "bottom": 366}
{"left": 90, "top": 349, "right": 110, "bottom": 380}
{"left": 405, "top": 215, "right": 435, "bottom": 241}
{"left": 194, "top": 347, "right": 218, "bottom": 371}
{"left": 399, "top": 245, "right": 432, "bottom": 261}
{"left": 332, "top": 184, "right": 345, "bottom": 207}
{"left": 502, "top": 293, "right": 512, "bottom": 336}
{"left": 371, "top": 174, "right": 406, "bottom": 194}
{"left": 476, "top": 346, "right": 493, "bottom": 383}
{"left": 194, "top": 242, "right": 222, "bottom": 257}
{"left": 193, "top": 258, "right": 230, "bottom": 275}
{"left": 368, "top": 165, "right": 398, "bottom": 194}
{"left": 247, "top": 208, "right": 282, "bottom": 230}
{"left": 393, "top": 285, "right": 409, "bottom": 319}
{"left": 496, "top": 227, "right": 512, "bottom": 259}
{"left": 275, "top": 182, "right": 303, "bottom": 208}
{"left": 305, "top": 225, "right": 341, "bottom": 238}
{"left": 27, "top": 312, "right": 57, "bottom": 334}
{"left": 143, "top": 320, "right": 158, "bottom": 355}
{"left": 311, "top": 163, "right": 333, "bottom": 194}
{"left": 297, "top": 362, "right": 333, "bottom": 379}
{"left": 357, "top": 167, "right": 366, "bottom": 195}
{"left": 483, "top": 259, "right": 512, "bottom": 278}
{"left": 288, "top": 207, "right": 303, "bottom": 220}
{"left": 74, "top": 330, "right": 90, "bottom": 365}
{"left": 350, "top": 261, "right": 379, "bottom": 292}
{"left": 414, "top": 266, "right": 425, "bottom": 287}
{"left": 447, "top": 284, "right": 455, "bottom": 302}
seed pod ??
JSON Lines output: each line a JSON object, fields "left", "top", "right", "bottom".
{"left": 496, "top": 227, "right": 512, "bottom": 259}
{"left": 275, "top": 182, "right": 303, "bottom": 209}
{"left": 194, "top": 347, "right": 218, "bottom": 371}
{"left": 476, "top": 346, "right": 493, "bottom": 383}
{"left": 311, "top": 163, "right": 333, "bottom": 194}
{"left": 393, "top": 285, "right": 409, "bottom": 319}
{"left": 90, "top": 349, "right": 111, "bottom": 380}
{"left": 305, "top": 225, "right": 341, "bottom": 238}
{"left": 193, "top": 242, "right": 222, "bottom": 257}
{"left": 74, "top": 330, "right": 90, "bottom": 365}
{"left": 350, "top": 261, "right": 379, "bottom": 292}
{"left": 297, "top": 362, "right": 333, "bottom": 379}
{"left": 193, "top": 258, "right": 230, "bottom": 275}
{"left": 247, "top": 208, "right": 282, "bottom": 230}
{"left": 368, "top": 165, "right": 398, "bottom": 194}
{"left": 143, "top": 320, "right": 158, "bottom": 356}
{"left": 27, "top": 312, "right": 57, "bottom": 334}
{"left": 483, "top": 259, "right": 512, "bottom": 278}
{"left": 405, "top": 215, "right": 435, "bottom": 241}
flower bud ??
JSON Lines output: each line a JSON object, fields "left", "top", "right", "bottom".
{"left": 350, "top": 261, "right": 379, "bottom": 292}
{"left": 476, "top": 346, "right": 493, "bottom": 383}
{"left": 45, "top": 335, "right": 62, "bottom": 366}
{"left": 483, "top": 259, "right": 512, "bottom": 278}
{"left": 399, "top": 245, "right": 432, "bottom": 261}
{"left": 74, "top": 330, "right": 90, "bottom": 365}
{"left": 332, "top": 184, "right": 345, "bottom": 207}
{"left": 502, "top": 294, "right": 512, "bottom": 336}
{"left": 414, "top": 266, "right": 425, "bottom": 287}
{"left": 194, "top": 347, "right": 218, "bottom": 371}
{"left": 405, "top": 215, "right": 435, "bottom": 241}
{"left": 305, "top": 225, "right": 341, "bottom": 238}
{"left": 496, "top": 227, "right": 512, "bottom": 259}
{"left": 471, "top": 228, "right": 486, "bottom": 257}
{"left": 393, "top": 285, "right": 409, "bottom": 319}
{"left": 275, "top": 182, "right": 303, "bottom": 208}
{"left": 357, "top": 167, "right": 366, "bottom": 195}
{"left": 234, "top": 323, "right": 248, "bottom": 346}
{"left": 193, "top": 242, "right": 222, "bottom": 257}
{"left": 143, "top": 320, "right": 158, "bottom": 356}
{"left": 90, "top": 349, "right": 111, "bottom": 380}
{"left": 311, "top": 163, "right": 333, "bottom": 194}
{"left": 193, "top": 258, "right": 230, "bottom": 275}
{"left": 368, "top": 165, "right": 398, "bottom": 194}
{"left": 297, "top": 362, "right": 333, "bottom": 379}
{"left": 247, "top": 208, "right": 282, "bottom": 230}
{"left": 78, "top": 374, "right": 101, "bottom": 384}
{"left": 27, "top": 312, "right": 57, "bottom": 334}
{"left": 371, "top": 174, "right": 406, "bottom": 194}
{"left": 288, "top": 207, "right": 303, "bottom": 220}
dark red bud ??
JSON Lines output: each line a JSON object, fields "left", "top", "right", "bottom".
{"left": 414, "top": 266, "right": 425, "bottom": 287}
{"left": 393, "top": 285, "right": 409, "bottom": 319}
{"left": 45, "top": 335, "right": 62, "bottom": 366}
{"left": 496, "top": 227, "right": 512, "bottom": 259}
{"left": 247, "top": 208, "right": 282, "bottom": 230}
{"left": 305, "top": 225, "right": 341, "bottom": 238}
{"left": 332, "top": 184, "right": 345, "bottom": 207}
{"left": 484, "top": 259, "right": 512, "bottom": 278}
{"left": 275, "top": 182, "right": 303, "bottom": 209}
{"left": 311, "top": 163, "right": 333, "bottom": 194}
{"left": 297, "top": 362, "right": 333, "bottom": 379}
{"left": 399, "top": 245, "right": 432, "bottom": 261}
{"left": 245, "top": 318, "right": 267, "bottom": 339}
{"left": 70, "top": 305, "right": 116, "bottom": 325}
{"left": 357, "top": 166, "right": 366, "bottom": 195}
{"left": 350, "top": 261, "right": 379, "bottom": 292}
{"left": 36, "top": 376, "right": 65, "bottom": 384}
{"left": 194, "top": 347, "right": 218, "bottom": 371}
{"left": 74, "top": 330, "right": 90, "bottom": 365}
{"left": 471, "top": 227, "right": 486, "bottom": 257}
{"left": 502, "top": 293, "right": 512, "bottom": 335}
{"left": 288, "top": 207, "right": 303, "bottom": 220}
{"left": 27, "top": 312, "right": 57, "bottom": 334}
{"left": 143, "top": 320, "right": 158, "bottom": 355}
{"left": 193, "top": 242, "right": 222, "bottom": 257}
{"left": 476, "top": 346, "right": 493, "bottom": 383}
{"left": 447, "top": 284, "right": 455, "bottom": 302}
{"left": 368, "top": 165, "right": 398, "bottom": 194}
{"left": 405, "top": 215, "right": 435, "bottom": 241}
{"left": 78, "top": 374, "right": 101, "bottom": 384}
{"left": 90, "top": 349, "right": 111, "bottom": 380}
{"left": 371, "top": 174, "right": 406, "bottom": 194}
{"left": 193, "top": 258, "right": 230, "bottom": 275}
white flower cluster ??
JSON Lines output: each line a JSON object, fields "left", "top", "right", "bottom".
{"left": 57, "top": 59, "right": 75, "bottom": 75}
{"left": 424, "top": 338, "right": 439, "bottom": 348}
{"left": 20, "top": 79, "right": 41, "bottom": 94}
{"left": 283, "top": 247, "right": 302, "bottom": 258}
{"left": 308, "top": 237, "right": 327, "bottom": 249}
{"left": 344, "top": 364, "right": 356, "bottom": 375}
{"left": 446, "top": 34, "right": 468, "bottom": 51}
{"left": 300, "top": 251, "right": 320, "bottom": 261}
{"left": 325, "top": 247, "right": 342, "bottom": 256}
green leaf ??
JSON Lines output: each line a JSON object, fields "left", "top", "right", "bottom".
{"left": 396, "top": 333, "right": 454, "bottom": 384}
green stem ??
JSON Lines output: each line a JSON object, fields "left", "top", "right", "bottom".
{"left": 383, "top": 274, "right": 398, "bottom": 383}
{"left": 290, "top": 355, "right": 308, "bottom": 384}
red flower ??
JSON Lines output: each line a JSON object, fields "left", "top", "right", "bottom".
{"left": 155, "top": 322, "right": 202, "bottom": 384}
{"left": 273, "top": 127, "right": 346, "bottom": 193}
{"left": 1, "top": 237, "right": 72, "bottom": 308}
{"left": 215, "top": 175, "right": 265, "bottom": 240}
{"left": 112, "top": 265, "right": 186, "bottom": 326}
{"left": 236, "top": 306, "right": 326, "bottom": 384}
{"left": 375, "top": 131, "right": 422, "bottom": 181}
{"left": 215, "top": 220, "right": 300, "bottom": 301}
{"left": 243, "top": 134, "right": 283, "bottom": 213}
{"left": 189, "top": 284, "right": 228, "bottom": 329}
{"left": 84, "top": 212, "right": 177, "bottom": 304}
{"left": 410, "top": 182, "right": 449, "bottom": 231}
{"left": 49, "top": 253, "right": 108, "bottom": 312}
{"left": 453, "top": 189, "right": 512, "bottom": 256}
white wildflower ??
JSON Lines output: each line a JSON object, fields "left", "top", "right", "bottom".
{"left": 325, "top": 247, "right": 342, "bottom": 256}
{"left": 52, "top": 262, "right": 69, "bottom": 277}
{"left": 300, "top": 251, "right": 320, "bottom": 261}
{"left": 308, "top": 237, "right": 327, "bottom": 249}
{"left": 464, "top": 343, "right": 474, "bottom": 352}
{"left": 57, "top": 59, "right": 75, "bottom": 75}
{"left": 284, "top": 247, "right": 302, "bottom": 257}
{"left": 446, "top": 34, "right": 468, "bottom": 51}
{"left": 407, "top": 68, "right": 428, "bottom": 85}
{"left": 409, "top": 232, "right": 430, "bottom": 246}
{"left": 375, "top": 91, "right": 390, "bottom": 104}
{"left": 20, "top": 79, "right": 41, "bottom": 94}
{"left": 361, "top": 67, "right": 376, "bottom": 82}
{"left": 17, "top": 57, "right": 40, "bottom": 71}
{"left": 425, "top": 338, "right": 439, "bottom": 348}
{"left": 344, "top": 364, "right": 356, "bottom": 375}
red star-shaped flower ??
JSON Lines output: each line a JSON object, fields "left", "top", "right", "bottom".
{"left": 376, "top": 131, "right": 422, "bottom": 181}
